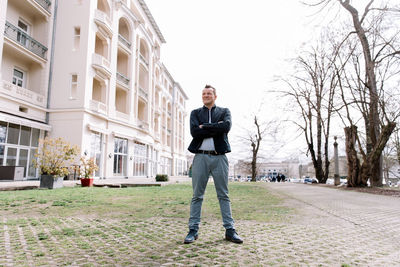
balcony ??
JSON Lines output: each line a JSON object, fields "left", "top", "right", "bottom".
{"left": 137, "top": 120, "right": 149, "bottom": 131}
{"left": 94, "top": 9, "right": 112, "bottom": 37}
{"left": 115, "top": 110, "right": 130, "bottom": 121}
{"left": 138, "top": 87, "right": 148, "bottom": 100}
{"left": 118, "top": 34, "right": 131, "bottom": 53}
{"left": 116, "top": 72, "right": 130, "bottom": 88}
{"left": 34, "top": 0, "right": 51, "bottom": 12}
{"left": 89, "top": 99, "right": 107, "bottom": 116}
{"left": 4, "top": 21, "right": 48, "bottom": 61}
{"left": 139, "top": 54, "right": 149, "bottom": 67}
{"left": 1, "top": 80, "right": 46, "bottom": 107}
{"left": 154, "top": 106, "right": 161, "bottom": 115}
{"left": 92, "top": 53, "right": 111, "bottom": 78}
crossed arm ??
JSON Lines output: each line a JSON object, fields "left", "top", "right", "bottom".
{"left": 190, "top": 109, "right": 232, "bottom": 139}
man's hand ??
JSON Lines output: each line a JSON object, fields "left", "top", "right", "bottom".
{"left": 199, "top": 125, "right": 203, "bottom": 129}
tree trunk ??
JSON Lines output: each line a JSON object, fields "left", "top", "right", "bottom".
{"left": 344, "top": 125, "right": 364, "bottom": 187}
{"left": 345, "top": 122, "right": 396, "bottom": 187}
{"left": 251, "top": 143, "right": 257, "bottom": 182}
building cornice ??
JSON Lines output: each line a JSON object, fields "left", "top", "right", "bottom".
{"left": 137, "top": 0, "right": 166, "bottom": 43}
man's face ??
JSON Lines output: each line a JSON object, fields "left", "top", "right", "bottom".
{"left": 202, "top": 88, "right": 216, "bottom": 106}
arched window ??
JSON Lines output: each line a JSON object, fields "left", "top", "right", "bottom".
{"left": 118, "top": 18, "right": 131, "bottom": 48}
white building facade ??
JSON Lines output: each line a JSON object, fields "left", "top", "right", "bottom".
{"left": 0, "top": 0, "right": 188, "bottom": 179}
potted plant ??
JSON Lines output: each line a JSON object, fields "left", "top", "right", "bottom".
{"left": 79, "top": 156, "right": 98, "bottom": 187}
{"left": 33, "top": 137, "right": 79, "bottom": 189}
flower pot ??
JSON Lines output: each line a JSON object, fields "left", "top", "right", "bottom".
{"left": 40, "top": 175, "right": 64, "bottom": 189}
{"left": 81, "top": 178, "right": 94, "bottom": 187}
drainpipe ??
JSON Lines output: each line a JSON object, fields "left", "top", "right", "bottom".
{"left": 45, "top": 0, "right": 59, "bottom": 134}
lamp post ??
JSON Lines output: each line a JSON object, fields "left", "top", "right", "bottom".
{"left": 334, "top": 136, "right": 340, "bottom": 186}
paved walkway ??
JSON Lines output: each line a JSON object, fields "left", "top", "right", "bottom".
{"left": 263, "top": 182, "right": 400, "bottom": 266}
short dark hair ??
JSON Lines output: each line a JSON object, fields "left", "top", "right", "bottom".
{"left": 204, "top": 84, "right": 216, "bottom": 95}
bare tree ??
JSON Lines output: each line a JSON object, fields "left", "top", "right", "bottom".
{"left": 236, "top": 114, "right": 281, "bottom": 182}
{"left": 319, "top": 0, "right": 400, "bottom": 186}
{"left": 280, "top": 33, "right": 338, "bottom": 184}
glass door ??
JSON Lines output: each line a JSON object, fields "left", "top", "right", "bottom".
{"left": 18, "top": 149, "right": 28, "bottom": 178}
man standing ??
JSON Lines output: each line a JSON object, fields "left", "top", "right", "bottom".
{"left": 184, "top": 85, "right": 243, "bottom": 244}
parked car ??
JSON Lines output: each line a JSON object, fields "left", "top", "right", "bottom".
{"left": 304, "top": 177, "right": 318, "bottom": 184}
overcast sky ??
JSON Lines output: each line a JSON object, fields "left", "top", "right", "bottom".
{"left": 144, "top": 0, "right": 337, "bottom": 162}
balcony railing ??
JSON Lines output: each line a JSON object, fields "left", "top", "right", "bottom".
{"left": 92, "top": 53, "right": 111, "bottom": 77}
{"left": 89, "top": 99, "right": 107, "bottom": 115}
{"left": 138, "top": 120, "right": 149, "bottom": 131}
{"left": 139, "top": 87, "right": 148, "bottom": 99}
{"left": 139, "top": 54, "right": 149, "bottom": 66}
{"left": 118, "top": 34, "right": 131, "bottom": 49}
{"left": 115, "top": 110, "right": 130, "bottom": 120}
{"left": 4, "top": 21, "right": 48, "bottom": 59}
{"left": 35, "top": 0, "right": 52, "bottom": 12}
{"left": 94, "top": 9, "right": 112, "bottom": 35}
{"left": 116, "top": 72, "right": 130, "bottom": 86}
{"left": 1, "top": 80, "right": 45, "bottom": 107}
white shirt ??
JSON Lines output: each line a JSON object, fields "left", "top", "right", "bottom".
{"left": 198, "top": 108, "right": 215, "bottom": 151}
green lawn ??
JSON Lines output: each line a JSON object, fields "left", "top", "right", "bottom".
{"left": 0, "top": 182, "right": 290, "bottom": 222}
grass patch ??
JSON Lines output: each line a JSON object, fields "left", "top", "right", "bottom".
{"left": 0, "top": 183, "right": 290, "bottom": 222}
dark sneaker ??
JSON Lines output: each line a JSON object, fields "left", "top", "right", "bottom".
{"left": 184, "top": 229, "right": 198, "bottom": 244}
{"left": 225, "top": 228, "right": 243, "bottom": 243}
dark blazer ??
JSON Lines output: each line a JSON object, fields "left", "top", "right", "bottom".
{"left": 188, "top": 105, "right": 231, "bottom": 154}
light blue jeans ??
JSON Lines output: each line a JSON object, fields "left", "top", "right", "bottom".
{"left": 188, "top": 153, "right": 235, "bottom": 231}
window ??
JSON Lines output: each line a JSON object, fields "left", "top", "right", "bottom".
{"left": 7, "top": 124, "right": 20, "bottom": 144}
{"left": 133, "top": 142, "right": 147, "bottom": 176}
{"left": 17, "top": 19, "right": 29, "bottom": 46}
{"left": 0, "top": 145, "right": 4, "bottom": 166}
{"left": 13, "top": 69, "right": 24, "bottom": 87}
{"left": 70, "top": 74, "right": 78, "bottom": 99}
{"left": 20, "top": 126, "right": 31, "bottom": 146}
{"left": 113, "top": 138, "right": 127, "bottom": 176}
{"left": 73, "top": 27, "right": 80, "bottom": 50}
{"left": 90, "top": 132, "right": 102, "bottom": 177}
{"left": 0, "top": 122, "right": 7, "bottom": 143}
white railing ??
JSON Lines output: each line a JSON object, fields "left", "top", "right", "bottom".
{"left": 118, "top": 34, "right": 131, "bottom": 49}
{"left": 94, "top": 9, "right": 112, "bottom": 32}
{"left": 139, "top": 54, "right": 149, "bottom": 66}
{"left": 89, "top": 99, "right": 107, "bottom": 115}
{"left": 137, "top": 120, "right": 149, "bottom": 131}
{"left": 116, "top": 72, "right": 130, "bottom": 86}
{"left": 1, "top": 80, "right": 45, "bottom": 107}
{"left": 115, "top": 110, "right": 130, "bottom": 120}
{"left": 92, "top": 53, "right": 111, "bottom": 75}
{"left": 139, "top": 87, "right": 148, "bottom": 99}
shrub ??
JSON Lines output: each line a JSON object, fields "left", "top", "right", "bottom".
{"left": 33, "top": 137, "right": 79, "bottom": 177}
{"left": 155, "top": 174, "right": 169, "bottom": 182}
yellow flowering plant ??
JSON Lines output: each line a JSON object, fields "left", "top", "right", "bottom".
{"left": 79, "top": 156, "right": 98, "bottom": 179}
{"left": 33, "top": 137, "right": 79, "bottom": 177}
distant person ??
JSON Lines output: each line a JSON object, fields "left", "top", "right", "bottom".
{"left": 184, "top": 85, "right": 243, "bottom": 244}
{"left": 277, "top": 174, "right": 281, "bottom": 182}
{"left": 281, "top": 174, "right": 286, "bottom": 182}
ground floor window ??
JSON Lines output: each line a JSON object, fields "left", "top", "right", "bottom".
{"left": 133, "top": 141, "right": 147, "bottom": 176}
{"left": 0, "top": 121, "right": 41, "bottom": 178}
{"left": 160, "top": 156, "right": 172, "bottom": 176}
{"left": 176, "top": 159, "right": 186, "bottom": 176}
{"left": 113, "top": 137, "right": 127, "bottom": 176}
{"left": 90, "top": 132, "right": 102, "bottom": 177}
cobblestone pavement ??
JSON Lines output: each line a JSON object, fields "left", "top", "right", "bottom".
{"left": 1, "top": 182, "right": 400, "bottom": 266}
{"left": 263, "top": 183, "right": 400, "bottom": 267}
